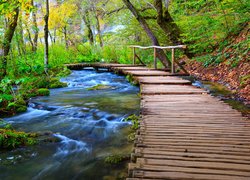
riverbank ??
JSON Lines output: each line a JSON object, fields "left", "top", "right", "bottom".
{"left": 185, "top": 24, "right": 249, "bottom": 105}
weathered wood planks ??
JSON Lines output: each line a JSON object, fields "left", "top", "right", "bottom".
{"left": 66, "top": 63, "right": 250, "bottom": 180}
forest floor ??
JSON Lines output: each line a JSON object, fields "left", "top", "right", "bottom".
{"left": 185, "top": 24, "right": 249, "bottom": 105}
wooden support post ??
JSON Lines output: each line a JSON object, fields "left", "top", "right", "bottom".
{"left": 133, "top": 47, "right": 136, "bottom": 65}
{"left": 154, "top": 48, "right": 157, "bottom": 69}
{"left": 171, "top": 48, "right": 175, "bottom": 73}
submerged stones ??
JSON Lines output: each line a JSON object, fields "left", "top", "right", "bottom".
{"left": 87, "top": 84, "right": 115, "bottom": 91}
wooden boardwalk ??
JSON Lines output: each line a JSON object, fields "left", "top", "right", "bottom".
{"left": 66, "top": 63, "right": 250, "bottom": 180}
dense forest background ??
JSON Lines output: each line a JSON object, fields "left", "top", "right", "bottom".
{"left": 0, "top": 0, "right": 249, "bottom": 116}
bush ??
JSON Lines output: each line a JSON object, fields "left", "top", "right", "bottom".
{"left": 37, "top": 88, "right": 50, "bottom": 96}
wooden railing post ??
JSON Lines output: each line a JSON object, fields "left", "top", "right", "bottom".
{"left": 129, "top": 45, "right": 188, "bottom": 74}
{"left": 133, "top": 47, "right": 136, "bottom": 65}
{"left": 154, "top": 48, "right": 157, "bottom": 69}
{"left": 171, "top": 48, "right": 175, "bottom": 73}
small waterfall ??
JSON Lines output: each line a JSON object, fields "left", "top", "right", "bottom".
{"left": 53, "top": 134, "right": 89, "bottom": 158}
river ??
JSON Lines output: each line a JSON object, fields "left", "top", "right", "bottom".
{"left": 0, "top": 69, "right": 140, "bottom": 180}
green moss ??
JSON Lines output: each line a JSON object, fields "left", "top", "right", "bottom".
{"left": 203, "top": 81, "right": 232, "bottom": 96}
{"left": 240, "top": 75, "right": 250, "bottom": 87}
{"left": 87, "top": 84, "right": 113, "bottom": 90}
{"left": 0, "top": 128, "right": 37, "bottom": 149}
{"left": 104, "top": 154, "right": 129, "bottom": 165}
{"left": 37, "top": 88, "right": 50, "bottom": 96}
{"left": 5, "top": 96, "right": 27, "bottom": 114}
{"left": 15, "top": 96, "right": 26, "bottom": 106}
{"left": 56, "top": 67, "right": 72, "bottom": 77}
{"left": 49, "top": 78, "right": 67, "bottom": 88}
{"left": 16, "top": 105, "right": 27, "bottom": 113}
{"left": 127, "top": 132, "right": 136, "bottom": 142}
{"left": 126, "top": 74, "right": 138, "bottom": 86}
{"left": 124, "top": 114, "right": 140, "bottom": 130}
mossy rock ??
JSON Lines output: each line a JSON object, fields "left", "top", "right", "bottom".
{"left": 16, "top": 105, "right": 27, "bottom": 113}
{"left": 0, "top": 128, "right": 37, "bottom": 149}
{"left": 87, "top": 84, "right": 113, "bottom": 91}
{"left": 37, "top": 88, "right": 50, "bottom": 96}
{"left": 104, "top": 154, "right": 130, "bottom": 165}
{"left": 124, "top": 114, "right": 140, "bottom": 130}
{"left": 49, "top": 78, "right": 67, "bottom": 88}
{"left": 23, "top": 91, "right": 38, "bottom": 99}
{"left": 56, "top": 67, "right": 72, "bottom": 77}
{"left": 15, "top": 96, "right": 26, "bottom": 106}
{"left": 35, "top": 77, "right": 50, "bottom": 88}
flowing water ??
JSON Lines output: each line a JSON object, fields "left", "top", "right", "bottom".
{"left": 0, "top": 69, "right": 140, "bottom": 180}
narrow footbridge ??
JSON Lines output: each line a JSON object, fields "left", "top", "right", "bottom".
{"left": 66, "top": 62, "right": 250, "bottom": 180}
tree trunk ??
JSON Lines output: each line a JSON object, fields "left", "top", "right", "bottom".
{"left": 1, "top": 7, "right": 19, "bottom": 77}
{"left": 94, "top": 11, "right": 103, "bottom": 47}
{"left": 53, "top": 28, "right": 56, "bottom": 43}
{"left": 122, "top": 0, "right": 170, "bottom": 67}
{"left": 26, "top": 24, "right": 35, "bottom": 48}
{"left": 48, "top": 31, "right": 54, "bottom": 44}
{"left": 63, "top": 26, "right": 69, "bottom": 49}
{"left": 44, "top": 0, "right": 49, "bottom": 74}
{"left": 154, "top": 0, "right": 194, "bottom": 58}
{"left": 31, "top": 0, "right": 38, "bottom": 52}
{"left": 17, "top": 11, "right": 26, "bottom": 56}
{"left": 83, "top": 10, "right": 94, "bottom": 45}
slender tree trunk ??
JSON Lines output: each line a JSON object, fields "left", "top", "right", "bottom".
{"left": 94, "top": 11, "right": 103, "bottom": 47}
{"left": 53, "top": 28, "right": 56, "bottom": 43}
{"left": 31, "top": 0, "right": 39, "bottom": 52}
{"left": 63, "top": 26, "right": 69, "bottom": 49}
{"left": 1, "top": 7, "right": 19, "bottom": 77}
{"left": 15, "top": 33, "right": 22, "bottom": 56}
{"left": 122, "top": 0, "right": 170, "bottom": 67}
{"left": 25, "top": 24, "right": 35, "bottom": 48}
{"left": 17, "top": 12, "right": 26, "bottom": 56}
{"left": 49, "top": 31, "right": 54, "bottom": 44}
{"left": 44, "top": 0, "right": 49, "bottom": 74}
{"left": 154, "top": 0, "right": 194, "bottom": 58}
{"left": 83, "top": 10, "right": 94, "bottom": 45}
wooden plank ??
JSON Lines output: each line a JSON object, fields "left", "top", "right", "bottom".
{"left": 64, "top": 63, "right": 250, "bottom": 179}
{"left": 137, "top": 158, "right": 250, "bottom": 171}
{"left": 135, "top": 76, "right": 191, "bottom": 85}
{"left": 133, "top": 170, "right": 250, "bottom": 180}
{"left": 123, "top": 70, "right": 171, "bottom": 76}
{"left": 141, "top": 84, "right": 207, "bottom": 95}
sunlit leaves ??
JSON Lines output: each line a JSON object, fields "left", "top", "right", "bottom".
{"left": 49, "top": 1, "right": 77, "bottom": 29}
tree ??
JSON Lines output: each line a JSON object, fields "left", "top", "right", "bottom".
{"left": 154, "top": 0, "right": 193, "bottom": 58}
{"left": 49, "top": 1, "right": 77, "bottom": 48}
{"left": 122, "top": 0, "right": 170, "bottom": 67}
{"left": 1, "top": 6, "right": 19, "bottom": 77}
{"left": 44, "top": 0, "right": 49, "bottom": 74}
{"left": 82, "top": 10, "right": 94, "bottom": 45}
{"left": 31, "top": 0, "right": 38, "bottom": 52}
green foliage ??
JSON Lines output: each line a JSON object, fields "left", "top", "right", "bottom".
{"left": 171, "top": 0, "right": 249, "bottom": 54}
{"left": 126, "top": 75, "right": 138, "bottom": 86}
{"left": 104, "top": 154, "right": 129, "bottom": 165}
{"left": 37, "top": 88, "right": 50, "bottom": 96}
{"left": 240, "top": 75, "right": 250, "bottom": 87}
{"left": 0, "top": 121, "right": 37, "bottom": 149}
{"left": 49, "top": 78, "right": 67, "bottom": 89}
{"left": 124, "top": 114, "right": 140, "bottom": 130}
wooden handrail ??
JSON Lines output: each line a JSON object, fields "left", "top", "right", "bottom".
{"left": 129, "top": 45, "right": 187, "bottom": 50}
{"left": 129, "top": 45, "right": 187, "bottom": 74}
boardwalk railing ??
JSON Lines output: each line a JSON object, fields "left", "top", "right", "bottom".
{"left": 129, "top": 45, "right": 187, "bottom": 74}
